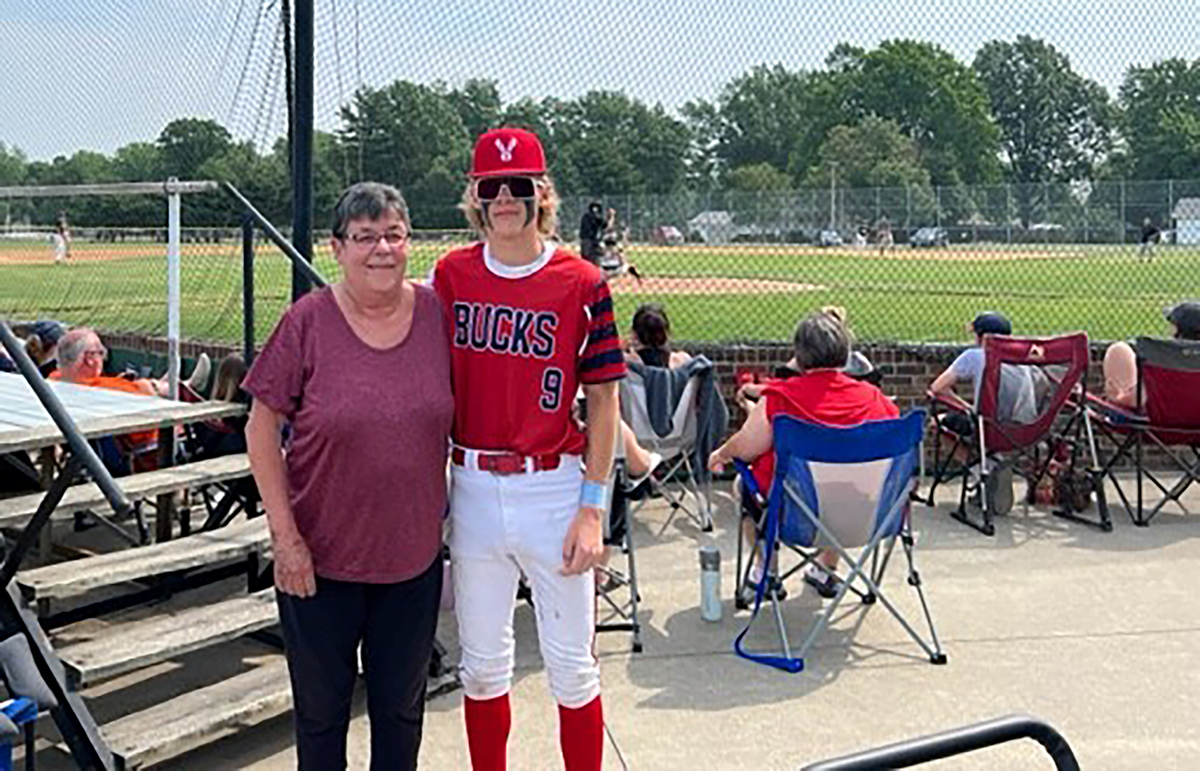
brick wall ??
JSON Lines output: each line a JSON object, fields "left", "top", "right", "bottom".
{"left": 106, "top": 332, "right": 1151, "bottom": 468}
{"left": 687, "top": 339, "right": 1112, "bottom": 424}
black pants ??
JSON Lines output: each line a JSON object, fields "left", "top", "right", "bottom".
{"left": 580, "top": 239, "right": 603, "bottom": 266}
{"left": 276, "top": 557, "right": 443, "bottom": 771}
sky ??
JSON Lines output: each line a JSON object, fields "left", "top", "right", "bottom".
{"left": 1, "top": 0, "right": 1196, "bottom": 162}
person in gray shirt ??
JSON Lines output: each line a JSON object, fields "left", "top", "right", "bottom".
{"left": 930, "top": 311, "right": 1038, "bottom": 431}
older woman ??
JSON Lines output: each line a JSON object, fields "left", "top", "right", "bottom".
{"left": 243, "top": 183, "right": 453, "bottom": 770}
{"left": 710, "top": 310, "right": 897, "bottom": 602}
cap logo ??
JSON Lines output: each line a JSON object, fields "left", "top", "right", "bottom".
{"left": 495, "top": 137, "right": 517, "bottom": 163}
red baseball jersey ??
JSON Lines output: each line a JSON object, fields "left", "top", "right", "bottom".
{"left": 432, "top": 242, "right": 626, "bottom": 456}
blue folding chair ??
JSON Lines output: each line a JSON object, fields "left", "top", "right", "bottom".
{"left": 732, "top": 411, "right": 946, "bottom": 673}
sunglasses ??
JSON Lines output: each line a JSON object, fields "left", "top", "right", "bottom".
{"left": 476, "top": 176, "right": 538, "bottom": 201}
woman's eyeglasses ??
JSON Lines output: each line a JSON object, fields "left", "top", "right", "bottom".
{"left": 476, "top": 176, "right": 538, "bottom": 201}
{"left": 343, "top": 231, "right": 409, "bottom": 248}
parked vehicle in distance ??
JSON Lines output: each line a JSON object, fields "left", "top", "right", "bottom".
{"left": 911, "top": 226, "right": 949, "bottom": 248}
{"left": 817, "top": 229, "right": 843, "bottom": 247}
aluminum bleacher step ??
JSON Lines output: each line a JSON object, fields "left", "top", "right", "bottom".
{"left": 99, "top": 657, "right": 292, "bottom": 770}
{"left": 0, "top": 453, "right": 252, "bottom": 530}
{"left": 17, "top": 516, "right": 269, "bottom": 604}
{"left": 57, "top": 588, "right": 278, "bottom": 688}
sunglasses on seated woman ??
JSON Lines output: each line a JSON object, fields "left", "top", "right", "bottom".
{"left": 476, "top": 176, "right": 539, "bottom": 201}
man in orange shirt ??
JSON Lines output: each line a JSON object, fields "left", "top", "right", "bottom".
{"left": 52, "top": 328, "right": 162, "bottom": 471}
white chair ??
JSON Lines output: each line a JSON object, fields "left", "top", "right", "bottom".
{"left": 619, "top": 369, "right": 713, "bottom": 533}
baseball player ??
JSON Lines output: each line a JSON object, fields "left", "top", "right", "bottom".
{"left": 1139, "top": 217, "right": 1161, "bottom": 260}
{"left": 876, "top": 216, "right": 894, "bottom": 255}
{"left": 432, "top": 127, "right": 624, "bottom": 771}
{"left": 52, "top": 210, "right": 71, "bottom": 264}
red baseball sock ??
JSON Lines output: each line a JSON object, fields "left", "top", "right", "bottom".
{"left": 464, "top": 694, "right": 511, "bottom": 771}
{"left": 558, "top": 696, "right": 604, "bottom": 771}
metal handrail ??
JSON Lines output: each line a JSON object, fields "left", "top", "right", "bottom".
{"left": 802, "top": 714, "right": 1079, "bottom": 770}
{"left": 221, "top": 182, "right": 327, "bottom": 289}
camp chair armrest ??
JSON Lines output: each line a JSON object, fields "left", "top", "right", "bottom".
{"left": 731, "top": 459, "right": 765, "bottom": 504}
{"left": 927, "top": 390, "right": 973, "bottom": 416}
{"left": 1082, "top": 392, "right": 1148, "bottom": 425}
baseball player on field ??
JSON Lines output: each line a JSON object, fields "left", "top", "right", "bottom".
{"left": 432, "top": 127, "right": 624, "bottom": 771}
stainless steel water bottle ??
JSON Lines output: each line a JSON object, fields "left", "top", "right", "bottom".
{"left": 699, "top": 545, "right": 722, "bottom": 622}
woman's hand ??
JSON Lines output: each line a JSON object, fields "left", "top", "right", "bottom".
{"left": 561, "top": 507, "right": 605, "bottom": 576}
{"left": 273, "top": 531, "right": 317, "bottom": 597}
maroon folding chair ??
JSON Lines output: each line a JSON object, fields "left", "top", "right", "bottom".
{"left": 922, "top": 333, "right": 1104, "bottom": 535}
{"left": 1084, "top": 337, "right": 1200, "bottom": 526}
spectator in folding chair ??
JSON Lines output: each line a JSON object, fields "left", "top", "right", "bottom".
{"left": 188, "top": 354, "right": 249, "bottom": 460}
{"left": 927, "top": 311, "right": 1038, "bottom": 515}
{"left": 1087, "top": 302, "right": 1200, "bottom": 526}
{"left": 14, "top": 320, "right": 67, "bottom": 377}
{"left": 50, "top": 329, "right": 211, "bottom": 472}
{"left": 621, "top": 353, "right": 726, "bottom": 532}
{"left": 623, "top": 303, "right": 691, "bottom": 369}
{"left": 1103, "top": 301, "right": 1200, "bottom": 409}
{"left": 927, "top": 323, "right": 1094, "bottom": 534}
{"left": 715, "top": 410, "right": 943, "bottom": 673}
{"left": 181, "top": 354, "right": 261, "bottom": 531}
{"left": 711, "top": 309, "right": 898, "bottom": 606}
{"left": 51, "top": 329, "right": 162, "bottom": 473}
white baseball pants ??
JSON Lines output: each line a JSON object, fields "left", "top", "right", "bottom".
{"left": 450, "top": 455, "right": 600, "bottom": 709}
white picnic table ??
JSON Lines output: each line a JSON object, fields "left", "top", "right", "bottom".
{"left": 0, "top": 372, "right": 243, "bottom": 455}
{"left": 1, "top": 371, "right": 248, "bottom": 542}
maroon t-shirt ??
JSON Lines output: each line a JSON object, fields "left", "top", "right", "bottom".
{"left": 243, "top": 285, "right": 453, "bottom": 583}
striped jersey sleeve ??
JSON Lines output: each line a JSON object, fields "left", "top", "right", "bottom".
{"left": 578, "top": 279, "right": 626, "bottom": 384}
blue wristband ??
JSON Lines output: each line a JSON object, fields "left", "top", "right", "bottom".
{"left": 580, "top": 480, "right": 609, "bottom": 511}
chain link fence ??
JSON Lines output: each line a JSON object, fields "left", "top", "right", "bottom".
{"left": 2, "top": 177, "right": 1199, "bottom": 346}
{"left": 2, "top": 1, "right": 1199, "bottom": 347}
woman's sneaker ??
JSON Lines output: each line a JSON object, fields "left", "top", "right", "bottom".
{"left": 803, "top": 563, "right": 842, "bottom": 599}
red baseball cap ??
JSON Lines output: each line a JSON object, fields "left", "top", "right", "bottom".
{"left": 470, "top": 127, "right": 547, "bottom": 178}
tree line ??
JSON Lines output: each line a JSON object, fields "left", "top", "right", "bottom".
{"left": 1, "top": 37, "right": 1197, "bottom": 230}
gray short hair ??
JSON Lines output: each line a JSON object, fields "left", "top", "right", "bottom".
{"left": 793, "top": 311, "right": 852, "bottom": 370}
{"left": 331, "top": 182, "right": 411, "bottom": 237}
{"left": 57, "top": 328, "right": 96, "bottom": 365}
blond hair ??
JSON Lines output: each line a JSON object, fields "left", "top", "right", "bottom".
{"left": 459, "top": 177, "right": 560, "bottom": 238}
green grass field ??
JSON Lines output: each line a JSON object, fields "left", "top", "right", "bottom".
{"left": 1, "top": 238, "right": 1195, "bottom": 345}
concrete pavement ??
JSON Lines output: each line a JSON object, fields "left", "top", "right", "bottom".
{"left": 36, "top": 477, "right": 1200, "bottom": 769}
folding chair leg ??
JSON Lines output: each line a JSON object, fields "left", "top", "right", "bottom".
{"left": 681, "top": 455, "right": 713, "bottom": 532}
{"left": 735, "top": 514, "right": 747, "bottom": 611}
{"left": 793, "top": 488, "right": 946, "bottom": 666}
{"left": 770, "top": 588, "right": 793, "bottom": 663}
{"left": 950, "top": 470, "right": 996, "bottom": 536}
{"left": 1143, "top": 469, "right": 1199, "bottom": 525}
{"left": 623, "top": 507, "right": 643, "bottom": 653}
{"left": 595, "top": 500, "right": 643, "bottom": 653}
{"left": 901, "top": 531, "right": 947, "bottom": 665}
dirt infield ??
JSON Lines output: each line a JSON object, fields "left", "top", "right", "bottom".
{"left": 607, "top": 275, "right": 825, "bottom": 295}
{"left": 0, "top": 244, "right": 166, "bottom": 264}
